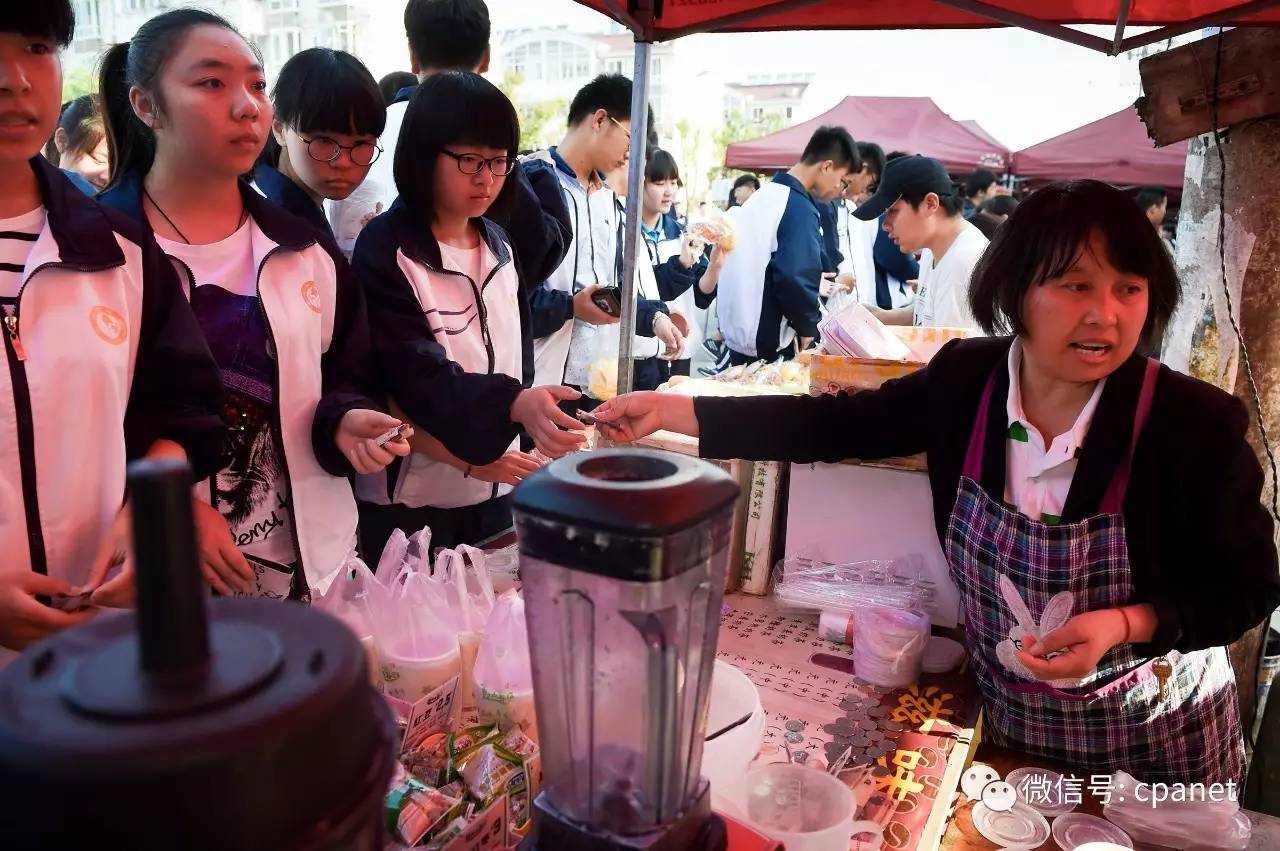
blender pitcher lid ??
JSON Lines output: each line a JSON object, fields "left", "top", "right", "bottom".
{"left": 511, "top": 449, "right": 739, "bottom": 579}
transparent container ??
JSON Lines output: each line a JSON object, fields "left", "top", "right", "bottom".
{"left": 512, "top": 450, "right": 738, "bottom": 839}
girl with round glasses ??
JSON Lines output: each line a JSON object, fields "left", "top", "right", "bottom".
{"left": 254, "top": 47, "right": 385, "bottom": 239}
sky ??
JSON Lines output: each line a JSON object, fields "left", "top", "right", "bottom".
{"left": 465, "top": 0, "right": 1158, "bottom": 151}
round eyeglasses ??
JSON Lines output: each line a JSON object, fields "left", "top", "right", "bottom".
{"left": 441, "top": 148, "right": 516, "bottom": 177}
{"left": 301, "top": 136, "right": 382, "bottom": 167}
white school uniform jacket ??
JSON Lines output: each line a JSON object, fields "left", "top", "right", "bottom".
{"left": 351, "top": 203, "right": 528, "bottom": 510}
{"left": 99, "top": 174, "right": 385, "bottom": 595}
{"left": 0, "top": 160, "right": 224, "bottom": 664}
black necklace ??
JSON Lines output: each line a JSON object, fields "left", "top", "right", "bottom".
{"left": 143, "top": 185, "right": 247, "bottom": 245}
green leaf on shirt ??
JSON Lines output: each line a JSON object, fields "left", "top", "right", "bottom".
{"left": 1042, "top": 512, "right": 1062, "bottom": 526}
{"left": 1007, "top": 421, "right": 1030, "bottom": 443}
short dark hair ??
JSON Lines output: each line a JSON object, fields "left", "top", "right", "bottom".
{"left": 885, "top": 150, "right": 911, "bottom": 162}
{"left": 394, "top": 71, "right": 520, "bottom": 223}
{"left": 904, "top": 188, "right": 965, "bottom": 217}
{"left": 6, "top": 2, "right": 75, "bottom": 47}
{"left": 45, "top": 94, "right": 99, "bottom": 160}
{"left": 968, "top": 179, "right": 1179, "bottom": 341}
{"left": 568, "top": 74, "right": 632, "bottom": 126}
{"left": 379, "top": 71, "right": 419, "bottom": 106}
{"left": 733, "top": 174, "right": 760, "bottom": 191}
{"left": 856, "top": 141, "right": 886, "bottom": 180}
{"left": 646, "top": 149, "right": 680, "bottom": 184}
{"left": 405, "top": 0, "right": 490, "bottom": 72}
{"left": 800, "top": 126, "right": 858, "bottom": 170}
{"left": 981, "top": 194, "right": 1018, "bottom": 217}
{"left": 263, "top": 48, "right": 385, "bottom": 167}
{"left": 964, "top": 169, "right": 998, "bottom": 198}
{"left": 1135, "top": 186, "right": 1168, "bottom": 214}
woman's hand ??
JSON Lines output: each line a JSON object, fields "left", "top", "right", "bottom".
{"left": 470, "top": 450, "right": 544, "bottom": 485}
{"left": 1017, "top": 607, "right": 1133, "bottom": 681}
{"left": 510, "top": 386, "right": 587, "bottom": 458}
{"left": 0, "top": 570, "right": 99, "bottom": 650}
{"left": 336, "top": 409, "right": 412, "bottom": 474}
{"left": 592, "top": 392, "right": 697, "bottom": 443}
{"left": 653, "top": 313, "right": 685, "bottom": 361}
{"left": 191, "top": 500, "right": 254, "bottom": 596}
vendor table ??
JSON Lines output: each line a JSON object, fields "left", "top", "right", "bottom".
{"left": 719, "top": 593, "right": 980, "bottom": 851}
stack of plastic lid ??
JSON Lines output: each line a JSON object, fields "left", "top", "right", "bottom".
{"left": 971, "top": 801, "right": 1053, "bottom": 850}
{"left": 1053, "top": 814, "right": 1134, "bottom": 850}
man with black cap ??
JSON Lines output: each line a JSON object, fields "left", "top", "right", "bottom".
{"left": 854, "top": 155, "right": 988, "bottom": 330}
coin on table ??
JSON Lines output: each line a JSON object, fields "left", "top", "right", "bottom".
{"left": 866, "top": 745, "right": 888, "bottom": 759}
{"left": 866, "top": 729, "right": 886, "bottom": 743}
{"left": 866, "top": 705, "right": 888, "bottom": 718}
{"left": 785, "top": 719, "right": 806, "bottom": 733}
{"left": 872, "top": 765, "right": 892, "bottom": 778}
{"left": 858, "top": 718, "right": 879, "bottom": 731}
{"left": 882, "top": 720, "right": 908, "bottom": 732}
{"left": 852, "top": 677, "right": 871, "bottom": 688}
{"left": 792, "top": 750, "right": 810, "bottom": 764}
{"left": 784, "top": 731, "right": 804, "bottom": 744}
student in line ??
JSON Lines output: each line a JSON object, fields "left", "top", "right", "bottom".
{"left": 98, "top": 9, "right": 410, "bottom": 600}
{"left": 640, "top": 149, "right": 724, "bottom": 378}
{"left": 328, "top": 0, "right": 571, "bottom": 298}
{"left": 856, "top": 155, "right": 989, "bottom": 331}
{"left": 351, "top": 73, "right": 588, "bottom": 556}
{"left": 716, "top": 126, "right": 858, "bottom": 364}
{"left": 827, "top": 140, "right": 885, "bottom": 314}
{"left": 254, "top": 47, "right": 385, "bottom": 240}
{"left": 0, "top": 3, "right": 224, "bottom": 652}
{"left": 45, "top": 94, "right": 109, "bottom": 193}
{"left": 527, "top": 73, "right": 669, "bottom": 390}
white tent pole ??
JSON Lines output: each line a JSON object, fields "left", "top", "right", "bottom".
{"left": 615, "top": 39, "right": 652, "bottom": 397}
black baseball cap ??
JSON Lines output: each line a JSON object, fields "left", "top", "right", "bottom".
{"left": 853, "top": 155, "right": 956, "bottom": 220}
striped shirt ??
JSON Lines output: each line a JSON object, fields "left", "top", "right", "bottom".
{"left": 0, "top": 207, "right": 44, "bottom": 299}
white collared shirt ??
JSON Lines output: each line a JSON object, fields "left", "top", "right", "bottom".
{"left": 1004, "top": 339, "right": 1107, "bottom": 524}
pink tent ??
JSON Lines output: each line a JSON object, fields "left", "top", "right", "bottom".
{"left": 1011, "top": 106, "right": 1190, "bottom": 189}
{"left": 724, "top": 96, "right": 1011, "bottom": 173}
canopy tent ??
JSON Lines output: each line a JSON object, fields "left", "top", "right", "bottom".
{"left": 575, "top": 0, "right": 1280, "bottom": 394}
{"left": 1011, "top": 105, "right": 1190, "bottom": 189}
{"left": 576, "top": 1, "right": 1280, "bottom": 54}
{"left": 724, "top": 96, "right": 1011, "bottom": 172}
{"left": 960, "top": 120, "right": 1008, "bottom": 152}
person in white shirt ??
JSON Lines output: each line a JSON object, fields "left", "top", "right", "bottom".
{"left": 854, "top": 155, "right": 989, "bottom": 330}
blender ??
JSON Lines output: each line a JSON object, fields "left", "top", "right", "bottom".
{"left": 512, "top": 448, "right": 739, "bottom": 850}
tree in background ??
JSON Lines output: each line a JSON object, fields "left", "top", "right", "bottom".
{"left": 707, "top": 109, "right": 784, "bottom": 204}
{"left": 62, "top": 66, "right": 97, "bottom": 104}
{"left": 499, "top": 70, "right": 566, "bottom": 152}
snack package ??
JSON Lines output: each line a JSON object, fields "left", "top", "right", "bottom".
{"left": 688, "top": 210, "right": 737, "bottom": 251}
{"left": 587, "top": 357, "right": 619, "bottom": 401}
{"left": 457, "top": 743, "right": 522, "bottom": 806}
{"left": 385, "top": 777, "right": 464, "bottom": 847}
{"left": 499, "top": 727, "right": 538, "bottom": 760}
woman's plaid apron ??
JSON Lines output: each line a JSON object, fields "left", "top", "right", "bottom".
{"left": 944, "top": 359, "right": 1243, "bottom": 784}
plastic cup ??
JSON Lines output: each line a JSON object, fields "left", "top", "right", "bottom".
{"left": 378, "top": 631, "right": 460, "bottom": 703}
{"left": 473, "top": 680, "right": 538, "bottom": 740}
{"left": 741, "top": 764, "right": 858, "bottom": 851}
{"left": 457, "top": 631, "right": 482, "bottom": 710}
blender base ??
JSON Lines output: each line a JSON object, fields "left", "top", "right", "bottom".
{"left": 520, "top": 782, "right": 727, "bottom": 851}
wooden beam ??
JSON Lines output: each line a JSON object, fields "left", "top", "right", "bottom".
{"left": 929, "top": 0, "right": 1114, "bottom": 53}
{"left": 1138, "top": 27, "right": 1280, "bottom": 146}
{"left": 1119, "top": 0, "right": 1280, "bottom": 54}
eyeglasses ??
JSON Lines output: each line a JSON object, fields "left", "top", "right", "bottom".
{"left": 441, "top": 148, "right": 516, "bottom": 177}
{"left": 608, "top": 115, "right": 631, "bottom": 141}
{"left": 301, "top": 136, "right": 382, "bottom": 167}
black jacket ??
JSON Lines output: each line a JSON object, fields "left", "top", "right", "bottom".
{"left": 697, "top": 336, "right": 1280, "bottom": 656}
{"left": 252, "top": 163, "right": 334, "bottom": 241}
{"left": 99, "top": 172, "right": 384, "bottom": 478}
{"left": 351, "top": 200, "right": 525, "bottom": 467}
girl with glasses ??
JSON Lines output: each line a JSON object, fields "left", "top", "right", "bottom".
{"left": 254, "top": 48, "right": 384, "bottom": 239}
{"left": 351, "top": 71, "right": 587, "bottom": 558}
{"left": 98, "top": 10, "right": 410, "bottom": 601}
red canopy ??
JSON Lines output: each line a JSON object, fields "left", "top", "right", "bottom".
{"left": 725, "top": 96, "right": 1011, "bottom": 172}
{"left": 1011, "top": 106, "right": 1190, "bottom": 189}
{"left": 576, "top": 1, "right": 1280, "bottom": 52}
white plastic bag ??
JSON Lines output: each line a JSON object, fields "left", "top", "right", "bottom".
{"left": 428, "top": 547, "right": 496, "bottom": 710}
{"left": 472, "top": 592, "right": 537, "bottom": 738}
{"left": 375, "top": 528, "right": 410, "bottom": 587}
{"left": 373, "top": 570, "right": 460, "bottom": 704}
{"left": 1103, "top": 770, "right": 1250, "bottom": 850}
{"left": 312, "top": 552, "right": 386, "bottom": 685}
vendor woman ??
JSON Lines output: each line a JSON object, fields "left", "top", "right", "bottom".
{"left": 595, "top": 179, "right": 1280, "bottom": 785}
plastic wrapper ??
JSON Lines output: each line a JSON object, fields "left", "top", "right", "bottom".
{"left": 687, "top": 210, "right": 737, "bottom": 250}
{"left": 1103, "top": 771, "right": 1251, "bottom": 850}
{"left": 772, "top": 555, "right": 934, "bottom": 617}
{"left": 385, "top": 776, "right": 464, "bottom": 846}
{"left": 457, "top": 743, "right": 522, "bottom": 806}
{"left": 473, "top": 593, "right": 538, "bottom": 739}
{"left": 428, "top": 547, "right": 496, "bottom": 711}
{"left": 853, "top": 605, "right": 930, "bottom": 688}
{"left": 404, "top": 724, "right": 500, "bottom": 788}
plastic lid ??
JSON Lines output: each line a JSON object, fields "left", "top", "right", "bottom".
{"left": 1052, "top": 814, "right": 1134, "bottom": 850}
{"left": 1006, "top": 766, "right": 1079, "bottom": 817}
{"left": 512, "top": 449, "right": 740, "bottom": 580}
{"left": 971, "top": 801, "right": 1051, "bottom": 850}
